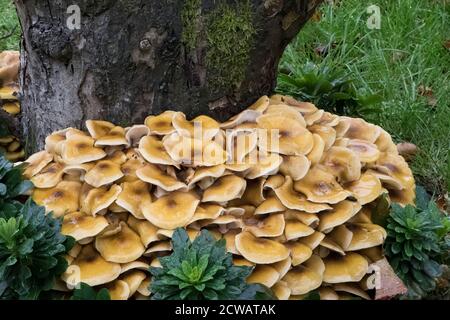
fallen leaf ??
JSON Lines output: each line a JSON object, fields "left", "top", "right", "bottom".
{"left": 396, "top": 142, "right": 418, "bottom": 161}
{"left": 311, "top": 11, "right": 321, "bottom": 22}
{"left": 443, "top": 39, "right": 450, "bottom": 51}
{"left": 417, "top": 85, "right": 437, "bottom": 108}
{"left": 372, "top": 258, "right": 408, "bottom": 300}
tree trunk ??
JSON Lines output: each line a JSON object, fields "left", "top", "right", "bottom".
{"left": 14, "top": 0, "right": 322, "bottom": 152}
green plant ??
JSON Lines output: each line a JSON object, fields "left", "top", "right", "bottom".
{"left": 0, "top": 198, "right": 74, "bottom": 299}
{"left": 70, "top": 283, "right": 111, "bottom": 300}
{"left": 150, "top": 228, "right": 275, "bottom": 300}
{"left": 384, "top": 187, "right": 450, "bottom": 299}
{"left": 0, "top": 155, "right": 33, "bottom": 215}
{"left": 277, "top": 61, "right": 382, "bottom": 116}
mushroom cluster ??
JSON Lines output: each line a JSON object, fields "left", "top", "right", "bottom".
{"left": 0, "top": 50, "right": 24, "bottom": 161}
{"left": 24, "top": 95, "right": 415, "bottom": 300}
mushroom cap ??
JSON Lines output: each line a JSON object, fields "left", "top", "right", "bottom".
{"left": 0, "top": 50, "right": 19, "bottom": 83}
{"left": 245, "top": 213, "right": 285, "bottom": 238}
{"left": 274, "top": 176, "right": 331, "bottom": 213}
{"left": 272, "top": 281, "right": 292, "bottom": 300}
{"left": 341, "top": 117, "right": 380, "bottom": 143}
{"left": 374, "top": 129, "right": 398, "bottom": 153}
{"left": 327, "top": 225, "right": 353, "bottom": 251}
{"left": 145, "top": 111, "right": 176, "bottom": 135}
{"left": 120, "top": 260, "right": 150, "bottom": 274}
{"left": 222, "top": 230, "right": 240, "bottom": 254}
{"left": 136, "top": 163, "right": 186, "bottom": 192}
{"left": 284, "top": 210, "right": 319, "bottom": 227}
{"left": 247, "top": 265, "right": 279, "bottom": 288}
{"left": 221, "top": 109, "right": 261, "bottom": 129}
{"left": 202, "top": 175, "right": 247, "bottom": 202}
{"left": 95, "top": 126, "right": 128, "bottom": 146}
{"left": 61, "top": 134, "right": 106, "bottom": 164}
{"left": 138, "top": 135, "right": 179, "bottom": 166}
{"left": 294, "top": 165, "right": 351, "bottom": 204}
{"left": 373, "top": 152, "right": 415, "bottom": 190}
{"left": 318, "top": 287, "right": 339, "bottom": 300}
{"left": 248, "top": 95, "right": 270, "bottom": 112}
{"left": 137, "top": 277, "right": 152, "bottom": 296}
{"left": 347, "top": 139, "right": 380, "bottom": 163}
{"left": 346, "top": 223, "right": 387, "bottom": 251}
{"left": 320, "top": 238, "right": 345, "bottom": 255}
{"left": 318, "top": 200, "right": 361, "bottom": 232}
{"left": 389, "top": 187, "right": 415, "bottom": 206}
{"left": 142, "top": 191, "right": 199, "bottom": 229}
{"left": 257, "top": 114, "right": 313, "bottom": 155}
{"left": 116, "top": 180, "right": 151, "bottom": 219}
{"left": 304, "top": 109, "right": 324, "bottom": 126}
{"left": 173, "top": 113, "right": 220, "bottom": 140}
{"left": 245, "top": 152, "right": 283, "bottom": 179}
{"left": 322, "top": 146, "right": 361, "bottom": 183}
{"left": 226, "top": 128, "right": 258, "bottom": 163}
{"left": 284, "top": 219, "right": 315, "bottom": 241}
{"left": 120, "top": 158, "right": 145, "bottom": 182}
{"left": 104, "top": 280, "right": 130, "bottom": 300}
{"left": 23, "top": 150, "right": 53, "bottom": 178}
{"left": 33, "top": 181, "right": 81, "bottom": 217}
{"left": 237, "top": 177, "right": 266, "bottom": 207}
{"left": 144, "top": 240, "right": 172, "bottom": 256}
{"left": 188, "top": 204, "right": 225, "bottom": 224}
{"left": 125, "top": 125, "right": 150, "bottom": 147}
{"left": 121, "top": 270, "right": 147, "bottom": 297}
{"left": 298, "top": 231, "right": 326, "bottom": 250}
{"left": 62, "top": 245, "right": 121, "bottom": 287}
{"left": 30, "top": 162, "right": 65, "bottom": 188}
{"left": 233, "top": 257, "right": 255, "bottom": 267}
{"left": 306, "top": 133, "right": 325, "bottom": 165}
{"left": 309, "top": 124, "right": 336, "bottom": 151}
{"left": 282, "top": 264, "right": 323, "bottom": 295}
{"left": 186, "top": 164, "right": 226, "bottom": 187}
{"left": 280, "top": 155, "right": 311, "bottom": 181}
{"left": 82, "top": 184, "right": 122, "bottom": 216}
{"left": 365, "top": 169, "right": 403, "bottom": 190}
{"left": 61, "top": 211, "right": 109, "bottom": 241}
{"left": 265, "top": 104, "right": 307, "bottom": 127}
{"left": 95, "top": 222, "right": 145, "bottom": 263}
{"left": 235, "top": 231, "right": 289, "bottom": 264}
{"left": 84, "top": 160, "right": 124, "bottom": 188}
{"left": 86, "top": 120, "right": 115, "bottom": 139}
{"left": 347, "top": 172, "right": 383, "bottom": 205}
{"left": 279, "top": 95, "right": 318, "bottom": 114}
{"left": 127, "top": 215, "right": 159, "bottom": 246}
{"left": 333, "top": 283, "right": 370, "bottom": 300}
{"left": 0, "top": 83, "right": 19, "bottom": 100}
{"left": 287, "top": 241, "right": 313, "bottom": 266}
{"left": 254, "top": 196, "right": 286, "bottom": 215}
{"left": 323, "top": 252, "right": 369, "bottom": 283}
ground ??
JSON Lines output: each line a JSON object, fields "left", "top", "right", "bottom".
{"left": 1, "top": 0, "right": 449, "bottom": 198}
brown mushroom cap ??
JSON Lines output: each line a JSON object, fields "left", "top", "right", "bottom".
{"left": 33, "top": 181, "right": 81, "bottom": 217}
{"left": 86, "top": 120, "right": 115, "bottom": 139}
{"left": 318, "top": 200, "right": 361, "bottom": 232}
{"left": 346, "top": 173, "right": 383, "bottom": 205}
{"left": 136, "top": 163, "right": 186, "bottom": 192}
{"left": 144, "top": 241, "right": 173, "bottom": 256}
{"left": 282, "top": 255, "right": 324, "bottom": 295}
{"left": 318, "top": 287, "right": 339, "bottom": 300}
{"left": 346, "top": 223, "right": 387, "bottom": 251}
{"left": 270, "top": 256, "right": 292, "bottom": 279}
{"left": 284, "top": 219, "right": 315, "bottom": 241}
{"left": 142, "top": 191, "right": 199, "bottom": 229}
{"left": 95, "top": 222, "right": 145, "bottom": 263}
{"left": 247, "top": 265, "right": 279, "bottom": 288}
{"left": 121, "top": 270, "right": 147, "bottom": 297}
{"left": 138, "top": 135, "right": 179, "bottom": 166}
{"left": 188, "top": 204, "right": 225, "bottom": 224}
{"left": 116, "top": 180, "right": 151, "bottom": 219}
{"left": 327, "top": 225, "right": 353, "bottom": 251}
{"left": 334, "top": 283, "right": 370, "bottom": 300}
{"left": 95, "top": 126, "right": 128, "bottom": 146}
{"left": 120, "top": 260, "right": 150, "bottom": 274}
{"left": 245, "top": 213, "right": 285, "bottom": 238}
{"left": 341, "top": 117, "right": 380, "bottom": 143}
{"left": 373, "top": 152, "right": 415, "bottom": 190}
{"left": 104, "top": 280, "right": 130, "bottom": 300}
{"left": 202, "top": 175, "right": 247, "bottom": 202}
{"left": 84, "top": 160, "right": 124, "bottom": 188}
{"left": 30, "top": 162, "right": 65, "bottom": 188}
{"left": 145, "top": 111, "right": 176, "bottom": 135}
{"left": 125, "top": 125, "right": 150, "bottom": 147}
{"left": 265, "top": 104, "right": 307, "bottom": 127}
{"left": 307, "top": 133, "right": 325, "bottom": 165}
{"left": 235, "top": 231, "right": 289, "bottom": 264}
{"left": 61, "top": 211, "right": 109, "bottom": 241}
{"left": 320, "top": 238, "right": 345, "bottom": 255}
{"left": 173, "top": 113, "right": 220, "bottom": 140}
{"left": 347, "top": 139, "right": 380, "bottom": 163}
{"left": 61, "top": 134, "right": 106, "bottom": 164}
{"left": 23, "top": 150, "right": 53, "bottom": 178}
{"left": 245, "top": 152, "right": 283, "bottom": 179}
{"left": 280, "top": 155, "right": 311, "bottom": 181}
{"left": 185, "top": 165, "right": 226, "bottom": 188}
{"left": 274, "top": 176, "right": 331, "bottom": 213}
{"left": 272, "top": 281, "right": 291, "bottom": 300}
{"left": 309, "top": 124, "right": 336, "bottom": 151}
{"left": 298, "top": 231, "right": 326, "bottom": 250}
{"left": 257, "top": 114, "right": 313, "bottom": 155}
{"left": 254, "top": 196, "right": 286, "bottom": 215}
{"left": 284, "top": 210, "right": 319, "bottom": 227}
{"left": 323, "top": 252, "right": 369, "bottom": 283}
{"left": 294, "top": 166, "right": 351, "bottom": 204}
{"left": 287, "top": 241, "right": 313, "bottom": 266}
{"left": 127, "top": 215, "right": 159, "bottom": 246}
{"left": 322, "top": 146, "right": 361, "bottom": 183}
{"left": 62, "top": 245, "right": 121, "bottom": 287}
{"left": 82, "top": 184, "right": 122, "bottom": 216}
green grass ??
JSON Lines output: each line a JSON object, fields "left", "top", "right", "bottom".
{"left": 279, "top": 0, "right": 450, "bottom": 196}
{"left": 0, "top": 0, "right": 20, "bottom": 51}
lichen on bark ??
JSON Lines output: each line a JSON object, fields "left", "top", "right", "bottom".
{"left": 205, "top": 0, "right": 256, "bottom": 91}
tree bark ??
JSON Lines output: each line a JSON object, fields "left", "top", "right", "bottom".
{"left": 14, "top": 0, "right": 322, "bottom": 152}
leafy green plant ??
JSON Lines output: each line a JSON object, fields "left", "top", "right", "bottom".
{"left": 384, "top": 187, "right": 450, "bottom": 299}
{"left": 0, "top": 155, "right": 33, "bottom": 215}
{"left": 70, "top": 283, "right": 111, "bottom": 300}
{"left": 150, "top": 228, "right": 275, "bottom": 300}
{"left": 277, "top": 61, "right": 382, "bottom": 117}
{"left": 0, "top": 198, "right": 74, "bottom": 299}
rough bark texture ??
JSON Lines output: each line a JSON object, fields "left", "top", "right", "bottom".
{"left": 14, "top": 0, "right": 322, "bottom": 152}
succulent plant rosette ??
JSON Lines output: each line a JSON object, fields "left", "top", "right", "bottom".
{"left": 23, "top": 94, "right": 415, "bottom": 300}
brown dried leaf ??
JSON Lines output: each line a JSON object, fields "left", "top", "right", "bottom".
{"left": 373, "top": 258, "right": 408, "bottom": 300}
{"left": 396, "top": 142, "right": 418, "bottom": 161}
{"left": 417, "top": 85, "right": 437, "bottom": 108}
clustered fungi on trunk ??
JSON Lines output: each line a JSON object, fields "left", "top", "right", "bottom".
{"left": 13, "top": 0, "right": 323, "bottom": 152}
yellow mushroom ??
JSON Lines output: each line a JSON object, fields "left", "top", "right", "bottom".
{"left": 33, "top": 181, "right": 81, "bottom": 217}
{"left": 61, "top": 211, "right": 109, "bottom": 241}
{"left": 235, "top": 231, "right": 289, "bottom": 264}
